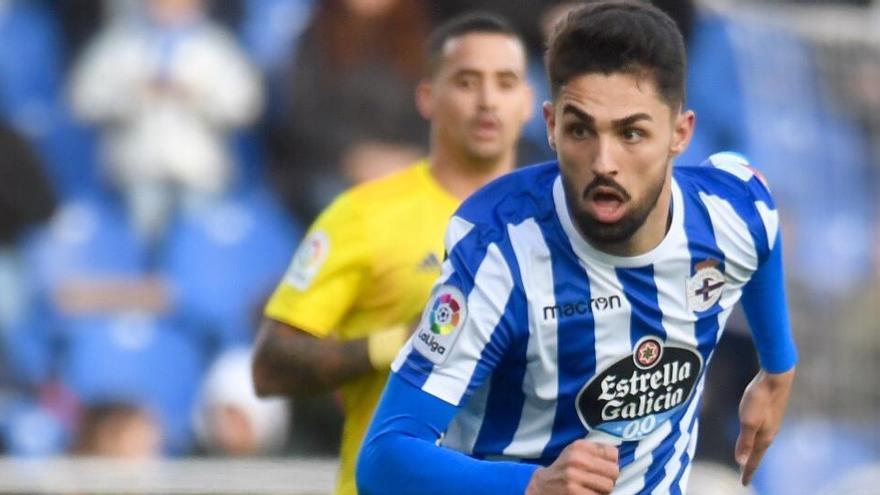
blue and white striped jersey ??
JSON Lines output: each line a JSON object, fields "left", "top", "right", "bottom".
{"left": 390, "top": 152, "right": 796, "bottom": 494}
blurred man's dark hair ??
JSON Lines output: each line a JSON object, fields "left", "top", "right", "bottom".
{"left": 426, "top": 12, "right": 525, "bottom": 76}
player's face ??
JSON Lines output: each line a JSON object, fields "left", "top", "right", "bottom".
{"left": 417, "top": 33, "right": 533, "bottom": 168}
{"left": 545, "top": 72, "right": 693, "bottom": 253}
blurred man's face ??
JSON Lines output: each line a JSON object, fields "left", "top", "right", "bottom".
{"left": 147, "top": 0, "right": 204, "bottom": 25}
{"left": 545, "top": 72, "right": 693, "bottom": 252}
{"left": 344, "top": 0, "right": 396, "bottom": 19}
{"left": 418, "top": 33, "right": 533, "bottom": 169}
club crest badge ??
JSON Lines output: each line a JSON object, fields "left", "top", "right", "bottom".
{"left": 686, "top": 259, "right": 726, "bottom": 313}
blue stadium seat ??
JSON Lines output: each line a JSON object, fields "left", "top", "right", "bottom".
{"left": 158, "top": 188, "right": 300, "bottom": 350}
{"left": 59, "top": 313, "right": 206, "bottom": 454}
{"left": 22, "top": 196, "right": 147, "bottom": 295}
{"left": 753, "top": 419, "right": 879, "bottom": 495}
{"left": 0, "top": 395, "right": 69, "bottom": 456}
{"left": 3, "top": 197, "right": 147, "bottom": 387}
{"left": 725, "top": 20, "right": 874, "bottom": 296}
{"left": 239, "top": 0, "right": 314, "bottom": 77}
{"left": 0, "top": 1, "right": 100, "bottom": 199}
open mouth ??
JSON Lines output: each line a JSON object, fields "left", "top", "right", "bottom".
{"left": 588, "top": 187, "right": 627, "bottom": 223}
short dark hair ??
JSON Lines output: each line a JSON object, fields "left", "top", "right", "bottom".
{"left": 427, "top": 12, "right": 524, "bottom": 76}
{"left": 545, "top": 0, "right": 687, "bottom": 108}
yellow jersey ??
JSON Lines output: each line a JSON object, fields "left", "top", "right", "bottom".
{"left": 264, "top": 160, "right": 459, "bottom": 495}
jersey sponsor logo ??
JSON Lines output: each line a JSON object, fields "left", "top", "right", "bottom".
{"left": 413, "top": 286, "right": 467, "bottom": 364}
{"left": 285, "top": 231, "right": 330, "bottom": 290}
{"left": 686, "top": 259, "right": 725, "bottom": 313}
{"left": 576, "top": 337, "right": 703, "bottom": 440}
{"left": 542, "top": 295, "right": 622, "bottom": 320}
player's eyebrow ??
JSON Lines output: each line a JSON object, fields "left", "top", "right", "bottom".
{"left": 562, "top": 105, "right": 653, "bottom": 129}
{"left": 454, "top": 68, "right": 522, "bottom": 80}
{"left": 562, "top": 104, "right": 594, "bottom": 125}
{"left": 612, "top": 113, "right": 653, "bottom": 128}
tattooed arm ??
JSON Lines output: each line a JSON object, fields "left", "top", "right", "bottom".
{"left": 252, "top": 317, "right": 412, "bottom": 397}
{"left": 251, "top": 318, "right": 372, "bottom": 397}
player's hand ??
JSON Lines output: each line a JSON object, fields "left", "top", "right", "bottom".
{"left": 525, "top": 440, "right": 619, "bottom": 495}
{"left": 735, "top": 368, "right": 795, "bottom": 486}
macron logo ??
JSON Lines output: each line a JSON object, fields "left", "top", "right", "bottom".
{"left": 542, "top": 295, "right": 623, "bottom": 320}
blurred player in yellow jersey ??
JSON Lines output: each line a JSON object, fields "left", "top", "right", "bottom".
{"left": 252, "top": 12, "right": 534, "bottom": 495}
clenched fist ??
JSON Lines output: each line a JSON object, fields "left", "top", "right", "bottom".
{"left": 525, "top": 440, "right": 620, "bottom": 495}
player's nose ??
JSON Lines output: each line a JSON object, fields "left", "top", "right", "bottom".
{"left": 590, "top": 136, "right": 619, "bottom": 176}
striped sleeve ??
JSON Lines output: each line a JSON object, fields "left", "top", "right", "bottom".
{"left": 705, "top": 152, "right": 779, "bottom": 264}
{"left": 391, "top": 215, "right": 520, "bottom": 406}
{"left": 704, "top": 152, "right": 796, "bottom": 372}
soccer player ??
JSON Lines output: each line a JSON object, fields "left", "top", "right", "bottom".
{"left": 251, "top": 13, "right": 534, "bottom": 495}
{"left": 356, "top": 2, "right": 797, "bottom": 495}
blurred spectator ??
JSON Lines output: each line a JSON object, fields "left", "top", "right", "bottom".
{"left": 72, "top": 402, "right": 162, "bottom": 458}
{"left": 0, "top": 121, "right": 57, "bottom": 456}
{"left": 269, "top": 0, "right": 430, "bottom": 222}
{"left": 193, "top": 347, "right": 289, "bottom": 456}
{"left": 0, "top": 123, "right": 56, "bottom": 330}
{"left": 69, "top": 0, "right": 263, "bottom": 247}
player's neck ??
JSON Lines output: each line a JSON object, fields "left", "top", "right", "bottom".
{"left": 429, "top": 148, "right": 515, "bottom": 200}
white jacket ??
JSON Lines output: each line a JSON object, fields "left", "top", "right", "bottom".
{"left": 70, "top": 19, "right": 263, "bottom": 194}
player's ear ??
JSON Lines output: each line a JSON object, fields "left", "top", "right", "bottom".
{"left": 543, "top": 100, "right": 557, "bottom": 151}
{"left": 415, "top": 80, "right": 433, "bottom": 120}
{"left": 670, "top": 109, "right": 695, "bottom": 157}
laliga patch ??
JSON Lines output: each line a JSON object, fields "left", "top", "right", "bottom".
{"left": 285, "top": 231, "right": 329, "bottom": 290}
{"left": 686, "top": 259, "right": 726, "bottom": 313}
{"left": 413, "top": 286, "right": 468, "bottom": 364}
{"left": 576, "top": 337, "right": 702, "bottom": 441}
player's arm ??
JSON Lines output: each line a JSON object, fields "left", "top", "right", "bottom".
{"left": 358, "top": 373, "right": 620, "bottom": 495}
{"left": 252, "top": 318, "right": 407, "bottom": 397}
{"left": 252, "top": 193, "right": 408, "bottom": 397}
{"left": 737, "top": 228, "right": 797, "bottom": 485}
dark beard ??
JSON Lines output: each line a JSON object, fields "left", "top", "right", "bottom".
{"left": 562, "top": 170, "right": 667, "bottom": 246}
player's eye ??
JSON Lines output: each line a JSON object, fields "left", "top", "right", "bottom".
{"left": 621, "top": 128, "right": 646, "bottom": 143}
{"left": 566, "top": 123, "right": 592, "bottom": 140}
{"left": 455, "top": 75, "right": 479, "bottom": 90}
{"left": 497, "top": 76, "right": 518, "bottom": 91}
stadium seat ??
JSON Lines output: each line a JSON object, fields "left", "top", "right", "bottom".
{"left": 0, "top": 1, "right": 100, "bottom": 199}
{"left": 158, "top": 188, "right": 300, "bottom": 350}
{"left": 59, "top": 313, "right": 206, "bottom": 455}
{"left": 815, "top": 463, "right": 880, "bottom": 495}
{"left": 752, "top": 418, "right": 879, "bottom": 495}
{"left": 724, "top": 19, "right": 874, "bottom": 296}
{"left": 0, "top": 395, "right": 69, "bottom": 456}
{"left": 22, "top": 196, "right": 147, "bottom": 295}
{"left": 3, "top": 196, "right": 147, "bottom": 387}
{"left": 239, "top": 0, "right": 314, "bottom": 77}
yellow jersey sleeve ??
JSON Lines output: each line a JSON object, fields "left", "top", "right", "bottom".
{"left": 264, "top": 193, "right": 370, "bottom": 338}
